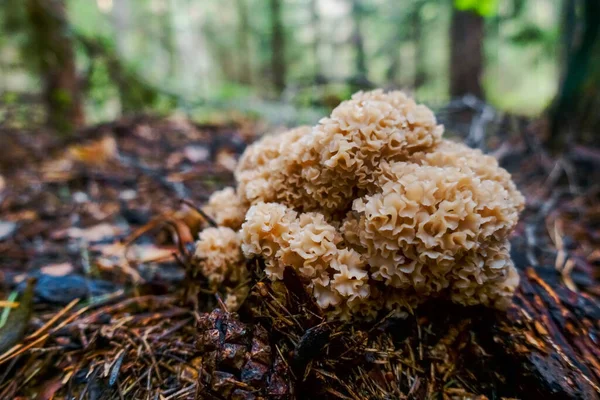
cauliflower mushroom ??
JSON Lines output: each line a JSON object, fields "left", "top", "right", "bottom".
{"left": 202, "top": 187, "right": 248, "bottom": 230}
{"left": 210, "top": 89, "right": 524, "bottom": 320}
{"left": 194, "top": 227, "right": 249, "bottom": 310}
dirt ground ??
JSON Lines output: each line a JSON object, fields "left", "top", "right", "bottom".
{"left": 0, "top": 112, "right": 599, "bottom": 399}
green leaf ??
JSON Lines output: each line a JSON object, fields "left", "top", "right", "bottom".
{"left": 454, "top": 0, "right": 498, "bottom": 17}
{"left": 2, "top": 92, "right": 18, "bottom": 105}
{"left": 0, "top": 291, "right": 19, "bottom": 329}
{"left": 509, "top": 24, "right": 547, "bottom": 46}
{"left": 0, "top": 278, "right": 36, "bottom": 354}
{"left": 52, "top": 88, "right": 73, "bottom": 107}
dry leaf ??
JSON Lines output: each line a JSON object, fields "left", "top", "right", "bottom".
{"left": 40, "top": 262, "right": 74, "bottom": 277}
{"left": 216, "top": 149, "right": 237, "bottom": 171}
{"left": 41, "top": 158, "right": 75, "bottom": 182}
{"left": 69, "top": 136, "right": 118, "bottom": 166}
{"left": 184, "top": 145, "right": 209, "bottom": 163}
{"left": 53, "top": 223, "right": 123, "bottom": 242}
{"left": 94, "top": 242, "right": 175, "bottom": 270}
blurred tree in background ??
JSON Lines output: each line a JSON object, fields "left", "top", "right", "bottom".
{"left": 269, "top": 0, "right": 286, "bottom": 95}
{"left": 3, "top": 0, "right": 84, "bottom": 134}
{"left": 25, "top": 0, "right": 84, "bottom": 134}
{"left": 450, "top": 1, "right": 485, "bottom": 98}
{"left": 549, "top": 0, "right": 599, "bottom": 148}
{"left": 0, "top": 0, "right": 597, "bottom": 145}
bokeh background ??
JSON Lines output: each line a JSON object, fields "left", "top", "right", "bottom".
{"left": 0, "top": 0, "right": 597, "bottom": 142}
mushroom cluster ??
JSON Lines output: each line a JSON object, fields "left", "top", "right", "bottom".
{"left": 194, "top": 227, "right": 249, "bottom": 310}
{"left": 197, "top": 90, "right": 524, "bottom": 320}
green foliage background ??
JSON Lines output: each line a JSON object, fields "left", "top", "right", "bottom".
{"left": 0, "top": 0, "right": 562, "bottom": 125}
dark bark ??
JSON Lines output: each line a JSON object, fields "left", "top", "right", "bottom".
{"left": 559, "top": 0, "right": 577, "bottom": 85}
{"left": 487, "top": 267, "right": 600, "bottom": 399}
{"left": 549, "top": 0, "right": 600, "bottom": 149}
{"left": 25, "top": 0, "right": 84, "bottom": 135}
{"left": 269, "top": 0, "right": 286, "bottom": 95}
{"left": 449, "top": 7, "right": 484, "bottom": 99}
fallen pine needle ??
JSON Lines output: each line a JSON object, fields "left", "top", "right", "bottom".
{"left": 27, "top": 298, "right": 80, "bottom": 340}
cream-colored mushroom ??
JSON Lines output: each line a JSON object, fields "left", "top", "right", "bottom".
{"left": 194, "top": 227, "right": 249, "bottom": 310}
{"left": 212, "top": 89, "right": 523, "bottom": 319}
{"left": 202, "top": 187, "right": 248, "bottom": 230}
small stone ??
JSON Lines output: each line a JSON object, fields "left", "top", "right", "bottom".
{"left": 0, "top": 221, "right": 17, "bottom": 241}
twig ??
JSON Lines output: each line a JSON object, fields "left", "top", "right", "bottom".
{"left": 180, "top": 199, "right": 217, "bottom": 227}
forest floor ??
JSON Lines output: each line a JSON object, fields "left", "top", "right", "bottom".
{"left": 0, "top": 110, "right": 599, "bottom": 399}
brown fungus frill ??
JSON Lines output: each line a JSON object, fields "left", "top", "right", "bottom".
{"left": 226, "top": 89, "right": 522, "bottom": 319}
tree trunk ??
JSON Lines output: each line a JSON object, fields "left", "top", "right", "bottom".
{"left": 25, "top": 0, "right": 84, "bottom": 134}
{"left": 236, "top": 0, "right": 252, "bottom": 85}
{"left": 449, "top": 7, "right": 484, "bottom": 99}
{"left": 350, "top": 0, "right": 368, "bottom": 86}
{"left": 309, "top": 0, "right": 323, "bottom": 82}
{"left": 549, "top": 0, "right": 600, "bottom": 149}
{"left": 559, "top": 0, "right": 576, "bottom": 86}
{"left": 269, "top": 0, "right": 286, "bottom": 96}
{"left": 413, "top": 1, "right": 426, "bottom": 90}
{"left": 485, "top": 266, "right": 600, "bottom": 399}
